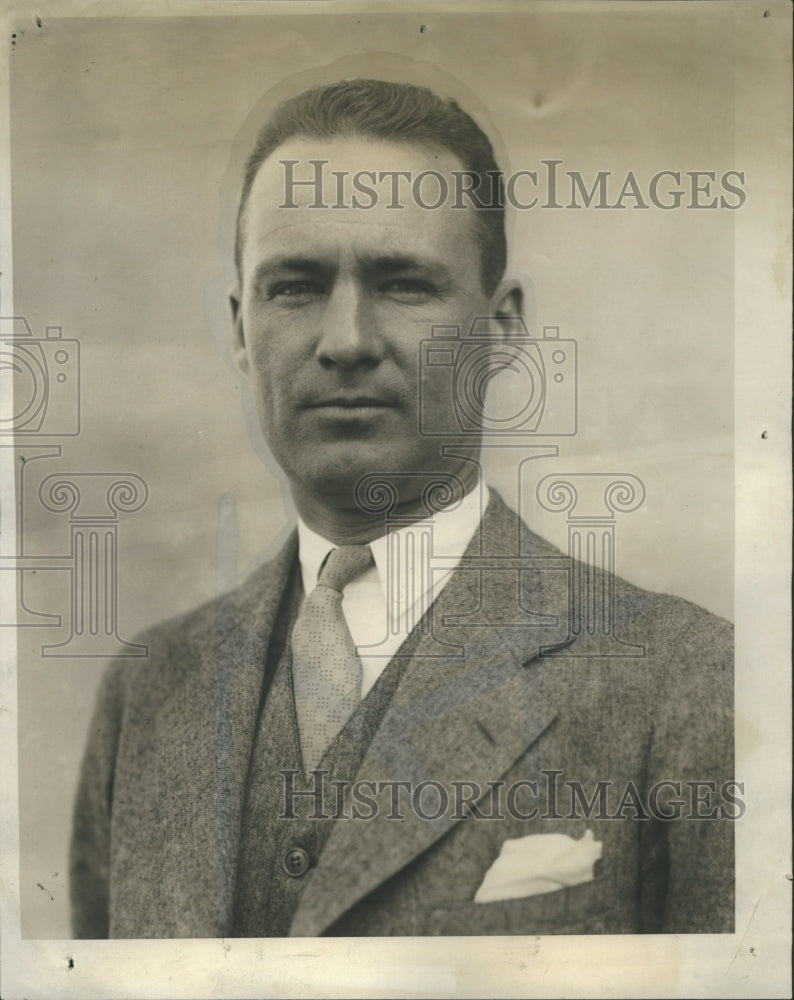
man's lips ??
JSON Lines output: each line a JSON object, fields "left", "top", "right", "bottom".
{"left": 304, "top": 395, "right": 398, "bottom": 409}
{"left": 302, "top": 395, "right": 399, "bottom": 426}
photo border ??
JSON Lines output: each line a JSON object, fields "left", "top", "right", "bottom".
{"left": 0, "top": 2, "right": 790, "bottom": 997}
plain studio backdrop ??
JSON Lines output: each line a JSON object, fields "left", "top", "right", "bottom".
{"left": 8, "top": 11, "right": 734, "bottom": 938}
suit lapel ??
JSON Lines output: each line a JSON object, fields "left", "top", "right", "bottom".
{"left": 152, "top": 532, "right": 298, "bottom": 935}
{"left": 209, "top": 532, "right": 299, "bottom": 933}
{"left": 290, "top": 494, "right": 574, "bottom": 936}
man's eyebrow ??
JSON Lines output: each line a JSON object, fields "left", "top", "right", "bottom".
{"left": 360, "top": 254, "right": 455, "bottom": 283}
{"left": 252, "top": 256, "right": 327, "bottom": 283}
{"left": 251, "top": 253, "right": 458, "bottom": 287}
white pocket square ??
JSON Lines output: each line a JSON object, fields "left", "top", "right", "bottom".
{"left": 473, "top": 830, "right": 602, "bottom": 904}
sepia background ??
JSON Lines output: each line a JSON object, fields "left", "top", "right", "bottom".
{"left": 8, "top": 10, "right": 736, "bottom": 939}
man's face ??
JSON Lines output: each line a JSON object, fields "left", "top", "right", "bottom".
{"left": 232, "top": 136, "right": 519, "bottom": 505}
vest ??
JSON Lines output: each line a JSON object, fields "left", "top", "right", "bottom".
{"left": 231, "top": 560, "right": 416, "bottom": 936}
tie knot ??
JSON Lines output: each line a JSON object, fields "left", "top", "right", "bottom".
{"left": 318, "top": 544, "right": 374, "bottom": 593}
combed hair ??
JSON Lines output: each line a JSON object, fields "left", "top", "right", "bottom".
{"left": 235, "top": 78, "right": 506, "bottom": 294}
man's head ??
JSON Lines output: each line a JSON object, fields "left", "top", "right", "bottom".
{"left": 234, "top": 78, "right": 507, "bottom": 295}
{"left": 230, "top": 79, "right": 523, "bottom": 525}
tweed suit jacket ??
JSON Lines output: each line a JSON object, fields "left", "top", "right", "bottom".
{"left": 70, "top": 490, "right": 734, "bottom": 938}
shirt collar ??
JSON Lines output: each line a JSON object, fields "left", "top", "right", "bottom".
{"left": 297, "top": 480, "right": 488, "bottom": 610}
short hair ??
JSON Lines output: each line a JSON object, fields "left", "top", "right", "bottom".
{"left": 235, "top": 78, "right": 506, "bottom": 294}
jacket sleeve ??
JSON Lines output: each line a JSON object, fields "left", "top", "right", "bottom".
{"left": 69, "top": 659, "right": 127, "bottom": 939}
{"left": 644, "top": 607, "right": 735, "bottom": 933}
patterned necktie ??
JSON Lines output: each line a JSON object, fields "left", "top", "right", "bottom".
{"left": 291, "top": 544, "right": 375, "bottom": 771}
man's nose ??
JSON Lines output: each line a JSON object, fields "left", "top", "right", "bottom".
{"left": 315, "top": 280, "right": 383, "bottom": 368}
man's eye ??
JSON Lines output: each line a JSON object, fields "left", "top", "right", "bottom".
{"left": 379, "top": 279, "right": 435, "bottom": 298}
{"left": 267, "top": 281, "right": 323, "bottom": 300}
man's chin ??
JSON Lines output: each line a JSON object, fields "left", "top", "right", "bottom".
{"left": 288, "top": 443, "right": 428, "bottom": 508}
{"left": 296, "top": 458, "right": 387, "bottom": 507}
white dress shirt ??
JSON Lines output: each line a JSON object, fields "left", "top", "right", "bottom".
{"left": 297, "top": 485, "right": 488, "bottom": 697}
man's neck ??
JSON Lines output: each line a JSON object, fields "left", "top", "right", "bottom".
{"left": 290, "top": 465, "right": 482, "bottom": 545}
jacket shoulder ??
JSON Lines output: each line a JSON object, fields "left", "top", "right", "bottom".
{"left": 105, "top": 531, "right": 298, "bottom": 700}
{"left": 488, "top": 487, "right": 733, "bottom": 668}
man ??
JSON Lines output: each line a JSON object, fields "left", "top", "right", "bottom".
{"left": 70, "top": 79, "right": 734, "bottom": 938}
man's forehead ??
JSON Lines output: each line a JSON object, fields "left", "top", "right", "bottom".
{"left": 250, "top": 134, "right": 468, "bottom": 202}
{"left": 245, "top": 220, "right": 449, "bottom": 259}
{"left": 240, "top": 135, "right": 481, "bottom": 267}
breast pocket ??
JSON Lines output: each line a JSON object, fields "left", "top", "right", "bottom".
{"left": 423, "top": 869, "right": 621, "bottom": 935}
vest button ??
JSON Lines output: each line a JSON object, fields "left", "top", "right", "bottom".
{"left": 283, "top": 847, "right": 310, "bottom": 877}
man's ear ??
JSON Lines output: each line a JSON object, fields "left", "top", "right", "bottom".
{"left": 488, "top": 279, "right": 525, "bottom": 342}
{"left": 228, "top": 283, "right": 249, "bottom": 375}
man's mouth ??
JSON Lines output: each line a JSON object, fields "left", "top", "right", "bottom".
{"left": 305, "top": 394, "right": 398, "bottom": 417}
